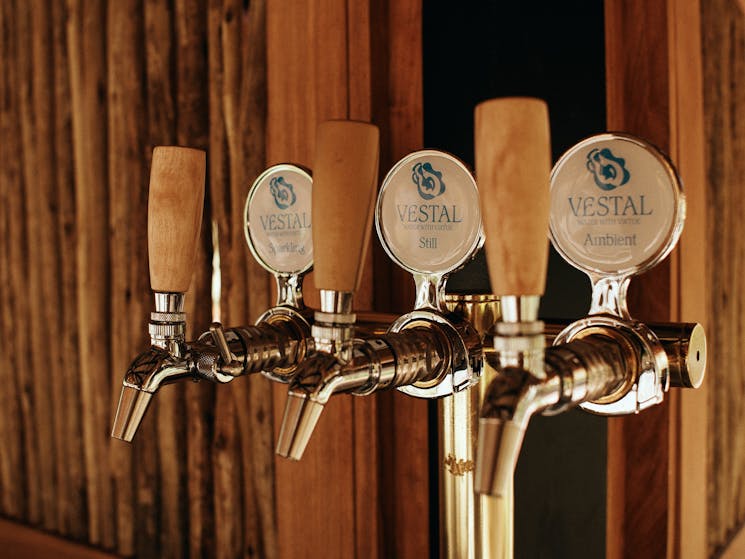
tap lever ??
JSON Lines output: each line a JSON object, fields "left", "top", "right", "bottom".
{"left": 312, "top": 121, "right": 379, "bottom": 293}
{"left": 475, "top": 98, "right": 551, "bottom": 299}
{"left": 209, "top": 322, "right": 243, "bottom": 377}
{"left": 147, "top": 146, "right": 206, "bottom": 293}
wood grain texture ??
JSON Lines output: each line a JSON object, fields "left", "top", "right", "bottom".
{"left": 107, "top": 3, "right": 148, "bottom": 555}
{"left": 667, "top": 1, "right": 707, "bottom": 558}
{"left": 147, "top": 146, "right": 207, "bottom": 293}
{"left": 368, "top": 2, "right": 428, "bottom": 556}
{"left": 67, "top": 0, "right": 116, "bottom": 548}
{"left": 475, "top": 97, "right": 551, "bottom": 297}
{"left": 0, "top": 0, "right": 30, "bottom": 523}
{"left": 0, "top": 0, "right": 425, "bottom": 556}
{"left": 312, "top": 121, "right": 380, "bottom": 292}
{"left": 605, "top": 2, "right": 673, "bottom": 558}
{"left": 172, "top": 2, "right": 215, "bottom": 558}
{"left": 52, "top": 0, "right": 89, "bottom": 540}
{"left": 17, "top": 0, "right": 59, "bottom": 532}
{"left": 605, "top": 1, "right": 710, "bottom": 558}
{"left": 267, "top": 1, "right": 358, "bottom": 557}
{"left": 702, "top": 0, "right": 745, "bottom": 554}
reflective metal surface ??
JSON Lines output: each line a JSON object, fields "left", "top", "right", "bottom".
{"left": 440, "top": 294, "right": 511, "bottom": 559}
{"left": 276, "top": 329, "right": 448, "bottom": 460}
{"left": 476, "top": 334, "right": 627, "bottom": 497}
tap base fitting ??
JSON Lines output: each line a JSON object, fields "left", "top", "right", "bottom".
{"left": 556, "top": 315, "right": 669, "bottom": 415}
{"left": 312, "top": 311, "right": 356, "bottom": 359}
{"left": 393, "top": 309, "right": 483, "bottom": 399}
{"left": 493, "top": 320, "right": 545, "bottom": 379}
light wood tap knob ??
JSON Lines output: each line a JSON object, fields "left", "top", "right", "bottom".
{"left": 475, "top": 98, "right": 551, "bottom": 296}
{"left": 312, "top": 120, "right": 380, "bottom": 292}
{"left": 147, "top": 146, "right": 206, "bottom": 293}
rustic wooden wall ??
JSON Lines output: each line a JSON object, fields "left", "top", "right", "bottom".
{"left": 0, "top": 0, "right": 425, "bottom": 557}
{"left": 604, "top": 0, "right": 707, "bottom": 558}
{"left": 702, "top": 0, "right": 745, "bottom": 555}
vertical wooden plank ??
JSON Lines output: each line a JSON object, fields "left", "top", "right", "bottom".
{"left": 605, "top": 2, "right": 672, "bottom": 558}
{"left": 346, "top": 2, "right": 381, "bottom": 558}
{"left": 52, "top": 0, "right": 89, "bottom": 540}
{"left": 107, "top": 1, "right": 149, "bottom": 555}
{"left": 16, "top": 0, "right": 60, "bottom": 532}
{"left": 31, "top": 0, "right": 70, "bottom": 533}
{"left": 142, "top": 2, "right": 192, "bottom": 557}
{"left": 267, "top": 0, "right": 361, "bottom": 557}
{"left": 210, "top": 1, "right": 276, "bottom": 556}
{"left": 0, "top": 0, "right": 30, "bottom": 523}
{"left": 667, "top": 1, "right": 707, "bottom": 558}
{"left": 67, "top": 0, "right": 115, "bottom": 548}
{"left": 226, "top": 1, "right": 277, "bottom": 557}
{"left": 702, "top": 0, "right": 745, "bottom": 554}
{"left": 207, "top": 2, "right": 245, "bottom": 556}
{"left": 172, "top": 1, "right": 216, "bottom": 557}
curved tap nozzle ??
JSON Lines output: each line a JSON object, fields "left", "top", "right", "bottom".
{"left": 276, "top": 352, "right": 354, "bottom": 460}
{"left": 475, "top": 336, "right": 628, "bottom": 497}
{"left": 112, "top": 320, "right": 308, "bottom": 443}
{"left": 111, "top": 346, "right": 193, "bottom": 442}
{"left": 475, "top": 367, "right": 560, "bottom": 498}
{"left": 277, "top": 329, "right": 447, "bottom": 460}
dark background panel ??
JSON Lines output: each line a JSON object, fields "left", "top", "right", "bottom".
{"left": 423, "top": 2, "right": 607, "bottom": 558}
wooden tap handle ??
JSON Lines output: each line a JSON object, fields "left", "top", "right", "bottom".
{"left": 312, "top": 120, "right": 379, "bottom": 292}
{"left": 147, "top": 146, "right": 206, "bottom": 293}
{"left": 475, "top": 98, "right": 551, "bottom": 296}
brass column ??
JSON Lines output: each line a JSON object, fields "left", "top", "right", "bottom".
{"left": 441, "top": 294, "right": 511, "bottom": 559}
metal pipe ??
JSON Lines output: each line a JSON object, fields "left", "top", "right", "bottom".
{"left": 440, "top": 294, "right": 511, "bottom": 559}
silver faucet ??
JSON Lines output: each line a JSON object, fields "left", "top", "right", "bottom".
{"left": 471, "top": 100, "right": 707, "bottom": 499}
{"left": 277, "top": 148, "right": 487, "bottom": 460}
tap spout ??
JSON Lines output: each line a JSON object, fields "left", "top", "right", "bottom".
{"left": 475, "top": 337, "right": 627, "bottom": 497}
{"left": 113, "top": 320, "right": 304, "bottom": 443}
{"left": 277, "top": 328, "right": 447, "bottom": 460}
{"left": 111, "top": 346, "right": 194, "bottom": 442}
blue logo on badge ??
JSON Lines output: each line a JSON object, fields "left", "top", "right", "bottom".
{"left": 586, "top": 148, "right": 630, "bottom": 191}
{"left": 269, "top": 176, "right": 296, "bottom": 209}
{"left": 412, "top": 162, "right": 446, "bottom": 200}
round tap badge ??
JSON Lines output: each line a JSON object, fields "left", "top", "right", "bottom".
{"left": 376, "top": 150, "right": 483, "bottom": 276}
{"left": 549, "top": 133, "right": 685, "bottom": 279}
{"left": 244, "top": 164, "right": 313, "bottom": 276}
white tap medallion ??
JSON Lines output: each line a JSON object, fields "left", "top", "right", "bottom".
{"left": 244, "top": 164, "right": 313, "bottom": 276}
{"left": 376, "top": 150, "right": 483, "bottom": 276}
{"left": 550, "top": 133, "right": 685, "bottom": 279}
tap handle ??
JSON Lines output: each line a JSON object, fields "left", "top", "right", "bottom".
{"left": 148, "top": 146, "right": 206, "bottom": 293}
{"left": 312, "top": 120, "right": 379, "bottom": 293}
{"left": 474, "top": 98, "right": 551, "bottom": 297}
{"left": 209, "top": 322, "right": 233, "bottom": 363}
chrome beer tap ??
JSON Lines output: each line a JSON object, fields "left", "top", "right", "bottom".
{"left": 276, "top": 141, "right": 486, "bottom": 460}
{"left": 112, "top": 146, "right": 207, "bottom": 441}
{"left": 276, "top": 119, "right": 383, "bottom": 459}
{"left": 112, "top": 156, "right": 319, "bottom": 442}
{"left": 472, "top": 99, "right": 706, "bottom": 499}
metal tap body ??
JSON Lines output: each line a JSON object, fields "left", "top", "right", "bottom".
{"left": 276, "top": 289, "right": 483, "bottom": 460}
{"left": 476, "top": 295, "right": 705, "bottom": 497}
{"left": 111, "top": 302, "right": 309, "bottom": 442}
